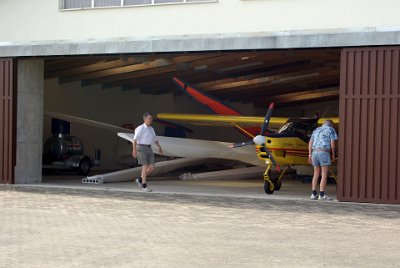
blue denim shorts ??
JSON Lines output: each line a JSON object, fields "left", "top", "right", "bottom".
{"left": 312, "top": 151, "right": 331, "bottom": 166}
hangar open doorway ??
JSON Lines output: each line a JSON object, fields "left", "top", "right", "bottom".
{"left": 40, "top": 48, "right": 341, "bottom": 196}
{"left": 0, "top": 48, "right": 399, "bottom": 202}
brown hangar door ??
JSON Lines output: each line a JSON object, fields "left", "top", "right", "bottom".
{"left": 338, "top": 47, "right": 400, "bottom": 204}
{"left": 0, "top": 58, "right": 16, "bottom": 184}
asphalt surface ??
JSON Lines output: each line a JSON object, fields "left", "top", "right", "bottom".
{"left": 1, "top": 177, "right": 400, "bottom": 268}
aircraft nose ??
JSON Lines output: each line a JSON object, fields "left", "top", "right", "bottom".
{"left": 253, "top": 135, "right": 265, "bottom": 145}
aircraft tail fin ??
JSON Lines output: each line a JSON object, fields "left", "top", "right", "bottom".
{"left": 172, "top": 77, "right": 262, "bottom": 138}
{"left": 172, "top": 77, "right": 242, "bottom": 116}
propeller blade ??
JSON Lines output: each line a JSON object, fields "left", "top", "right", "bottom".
{"left": 261, "top": 103, "right": 275, "bottom": 135}
{"left": 229, "top": 140, "right": 255, "bottom": 148}
{"left": 254, "top": 103, "right": 280, "bottom": 171}
{"left": 262, "top": 144, "right": 281, "bottom": 172}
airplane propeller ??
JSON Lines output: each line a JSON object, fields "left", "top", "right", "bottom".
{"left": 229, "top": 103, "right": 280, "bottom": 172}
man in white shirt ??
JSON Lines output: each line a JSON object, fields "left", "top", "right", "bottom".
{"left": 132, "top": 112, "right": 163, "bottom": 192}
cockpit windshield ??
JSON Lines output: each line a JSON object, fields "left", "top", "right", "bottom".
{"left": 277, "top": 120, "right": 318, "bottom": 142}
{"left": 277, "top": 123, "right": 292, "bottom": 134}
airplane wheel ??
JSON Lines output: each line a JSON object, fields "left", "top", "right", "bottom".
{"left": 264, "top": 181, "right": 275, "bottom": 194}
{"left": 274, "top": 179, "right": 282, "bottom": 191}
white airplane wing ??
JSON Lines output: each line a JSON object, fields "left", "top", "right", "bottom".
{"left": 118, "top": 133, "right": 261, "bottom": 166}
{"left": 44, "top": 111, "right": 134, "bottom": 134}
{"left": 44, "top": 111, "right": 263, "bottom": 168}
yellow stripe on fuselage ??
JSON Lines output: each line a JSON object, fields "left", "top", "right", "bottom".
{"left": 255, "top": 136, "right": 309, "bottom": 166}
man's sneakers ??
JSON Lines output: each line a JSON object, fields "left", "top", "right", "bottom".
{"left": 311, "top": 193, "right": 333, "bottom": 201}
{"left": 135, "top": 178, "right": 143, "bottom": 188}
{"left": 318, "top": 195, "right": 333, "bottom": 201}
{"left": 135, "top": 178, "right": 152, "bottom": 192}
{"left": 141, "top": 187, "right": 152, "bottom": 192}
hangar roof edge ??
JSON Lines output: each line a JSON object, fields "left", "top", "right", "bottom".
{"left": 1, "top": 27, "right": 400, "bottom": 57}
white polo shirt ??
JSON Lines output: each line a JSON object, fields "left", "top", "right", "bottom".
{"left": 133, "top": 123, "right": 157, "bottom": 145}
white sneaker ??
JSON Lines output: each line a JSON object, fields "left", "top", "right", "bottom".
{"left": 318, "top": 195, "right": 333, "bottom": 201}
{"left": 135, "top": 178, "right": 143, "bottom": 189}
{"left": 141, "top": 187, "right": 152, "bottom": 192}
{"left": 310, "top": 194, "right": 318, "bottom": 200}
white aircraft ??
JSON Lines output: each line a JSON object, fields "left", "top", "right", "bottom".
{"left": 43, "top": 111, "right": 263, "bottom": 184}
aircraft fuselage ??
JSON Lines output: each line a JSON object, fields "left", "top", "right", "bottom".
{"left": 256, "top": 136, "right": 309, "bottom": 166}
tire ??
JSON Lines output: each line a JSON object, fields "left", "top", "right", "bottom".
{"left": 274, "top": 179, "right": 282, "bottom": 191}
{"left": 78, "top": 158, "right": 91, "bottom": 175}
{"left": 264, "top": 181, "right": 275, "bottom": 194}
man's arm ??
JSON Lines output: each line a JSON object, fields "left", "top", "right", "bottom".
{"left": 154, "top": 140, "right": 163, "bottom": 155}
{"left": 132, "top": 139, "right": 137, "bottom": 158}
{"left": 330, "top": 128, "right": 338, "bottom": 161}
{"left": 308, "top": 139, "right": 313, "bottom": 164}
{"left": 330, "top": 140, "right": 336, "bottom": 161}
{"left": 132, "top": 125, "right": 142, "bottom": 158}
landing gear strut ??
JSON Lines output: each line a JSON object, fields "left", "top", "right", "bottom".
{"left": 263, "top": 164, "right": 289, "bottom": 194}
{"left": 263, "top": 163, "right": 274, "bottom": 194}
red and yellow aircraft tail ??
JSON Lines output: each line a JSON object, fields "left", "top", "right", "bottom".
{"left": 173, "top": 77, "right": 261, "bottom": 138}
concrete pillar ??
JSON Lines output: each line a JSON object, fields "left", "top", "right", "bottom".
{"left": 15, "top": 59, "right": 44, "bottom": 184}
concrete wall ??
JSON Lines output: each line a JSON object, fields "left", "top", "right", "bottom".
{"left": 15, "top": 59, "right": 44, "bottom": 183}
{"left": 1, "top": 0, "right": 400, "bottom": 42}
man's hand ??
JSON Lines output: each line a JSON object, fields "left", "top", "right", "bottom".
{"left": 158, "top": 146, "right": 163, "bottom": 156}
{"left": 308, "top": 155, "right": 312, "bottom": 165}
{"left": 132, "top": 151, "right": 137, "bottom": 158}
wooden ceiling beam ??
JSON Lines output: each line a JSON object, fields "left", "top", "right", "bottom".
{"left": 103, "top": 70, "right": 178, "bottom": 89}
{"left": 44, "top": 56, "right": 120, "bottom": 72}
{"left": 219, "top": 75, "right": 339, "bottom": 102}
{"left": 195, "top": 61, "right": 332, "bottom": 89}
{"left": 98, "top": 53, "right": 252, "bottom": 88}
{"left": 115, "top": 51, "right": 320, "bottom": 89}
{"left": 265, "top": 87, "right": 339, "bottom": 103}
{"left": 90, "top": 64, "right": 178, "bottom": 88}
{"left": 81, "top": 54, "right": 230, "bottom": 86}
{"left": 45, "top": 56, "right": 150, "bottom": 79}
{"left": 202, "top": 52, "right": 288, "bottom": 72}
{"left": 119, "top": 70, "right": 234, "bottom": 91}
{"left": 59, "top": 53, "right": 220, "bottom": 84}
{"left": 214, "top": 55, "right": 310, "bottom": 74}
{"left": 201, "top": 67, "right": 338, "bottom": 92}
{"left": 254, "top": 95, "right": 339, "bottom": 108}
{"left": 212, "top": 70, "right": 340, "bottom": 98}
{"left": 232, "top": 83, "right": 339, "bottom": 104}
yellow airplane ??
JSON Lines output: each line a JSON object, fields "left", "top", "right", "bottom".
{"left": 157, "top": 78, "right": 339, "bottom": 194}
{"left": 157, "top": 108, "right": 339, "bottom": 194}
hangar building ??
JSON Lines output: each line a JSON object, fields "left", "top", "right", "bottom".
{"left": 1, "top": 0, "right": 400, "bottom": 204}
